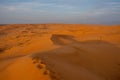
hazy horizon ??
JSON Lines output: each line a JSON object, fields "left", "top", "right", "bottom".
{"left": 0, "top": 0, "right": 120, "bottom": 24}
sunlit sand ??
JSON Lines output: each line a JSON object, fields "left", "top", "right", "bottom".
{"left": 0, "top": 24, "right": 120, "bottom": 80}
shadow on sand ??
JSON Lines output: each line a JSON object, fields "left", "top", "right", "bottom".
{"left": 33, "top": 35, "right": 120, "bottom": 80}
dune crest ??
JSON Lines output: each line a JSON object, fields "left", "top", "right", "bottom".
{"left": 0, "top": 24, "right": 120, "bottom": 80}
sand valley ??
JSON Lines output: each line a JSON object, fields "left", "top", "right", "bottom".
{"left": 0, "top": 24, "right": 120, "bottom": 80}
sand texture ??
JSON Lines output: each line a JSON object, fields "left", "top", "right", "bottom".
{"left": 0, "top": 24, "right": 120, "bottom": 80}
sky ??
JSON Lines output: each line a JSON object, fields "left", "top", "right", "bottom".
{"left": 0, "top": 0, "right": 120, "bottom": 24}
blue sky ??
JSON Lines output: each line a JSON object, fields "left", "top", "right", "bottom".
{"left": 0, "top": 0, "right": 120, "bottom": 24}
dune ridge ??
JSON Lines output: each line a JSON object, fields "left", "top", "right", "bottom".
{"left": 0, "top": 24, "right": 120, "bottom": 80}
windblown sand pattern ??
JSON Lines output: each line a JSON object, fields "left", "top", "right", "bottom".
{"left": 0, "top": 24, "right": 120, "bottom": 80}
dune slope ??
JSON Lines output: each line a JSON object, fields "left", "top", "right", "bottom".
{"left": 0, "top": 24, "right": 120, "bottom": 80}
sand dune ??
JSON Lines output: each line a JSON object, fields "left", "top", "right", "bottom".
{"left": 0, "top": 24, "right": 120, "bottom": 80}
{"left": 51, "top": 34, "right": 77, "bottom": 45}
{"left": 33, "top": 39, "right": 120, "bottom": 80}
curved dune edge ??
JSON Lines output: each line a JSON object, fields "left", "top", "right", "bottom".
{"left": 33, "top": 40, "right": 120, "bottom": 80}
{"left": 0, "top": 24, "right": 120, "bottom": 80}
{"left": 0, "top": 56, "right": 52, "bottom": 80}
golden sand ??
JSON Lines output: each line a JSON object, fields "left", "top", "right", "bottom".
{"left": 0, "top": 24, "right": 120, "bottom": 80}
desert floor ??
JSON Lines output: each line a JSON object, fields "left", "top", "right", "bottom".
{"left": 0, "top": 24, "right": 120, "bottom": 80}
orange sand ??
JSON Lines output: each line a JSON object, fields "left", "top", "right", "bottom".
{"left": 0, "top": 24, "right": 120, "bottom": 80}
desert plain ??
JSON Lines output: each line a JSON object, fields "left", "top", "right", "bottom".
{"left": 0, "top": 24, "right": 120, "bottom": 80}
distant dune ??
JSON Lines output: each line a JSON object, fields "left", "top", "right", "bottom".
{"left": 0, "top": 24, "right": 120, "bottom": 80}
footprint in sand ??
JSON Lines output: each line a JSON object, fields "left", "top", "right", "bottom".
{"left": 32, "top": 56, "right": 63, "bottom": 79}
{"left": 32, "top": 57, "right": 51, "bottom": 77}
{"left": 50, "top": 71, "right": 62, "bottom": 80}
{"left": 37, "top": 64, "right": 44, "bottom": 69}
